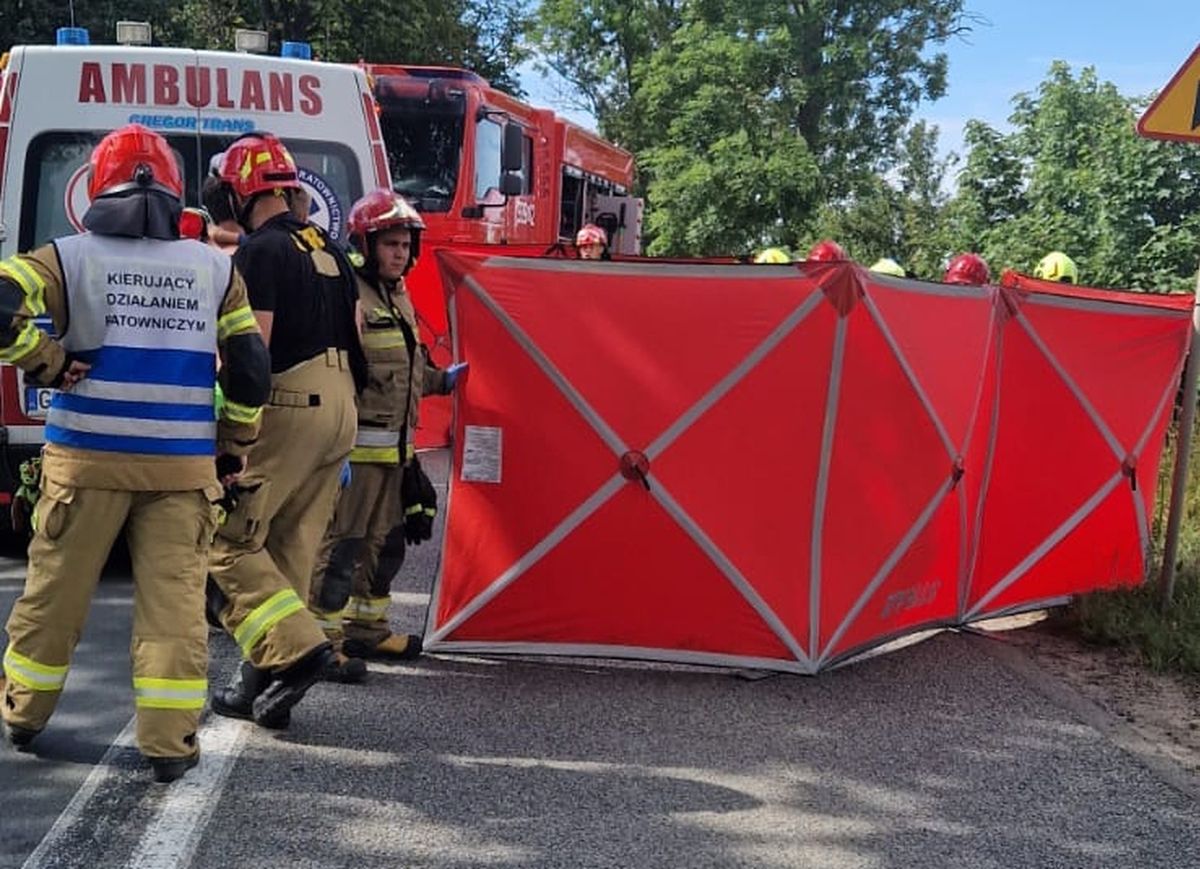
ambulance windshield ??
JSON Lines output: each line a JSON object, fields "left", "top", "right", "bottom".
{"left": 378, "top": 97, "right": 465, "bottom": 213}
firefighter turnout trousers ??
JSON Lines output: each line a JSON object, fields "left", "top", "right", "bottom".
{"left": 209, "top": 351, "right": 357, "bottom": 670}
{"left": 309, "top": 462, "right": 408, "bottom": 647}
{"left": 4, "top": 483, "right": 218, "bottom": 759}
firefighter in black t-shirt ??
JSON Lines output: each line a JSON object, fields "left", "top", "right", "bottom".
{"left": 206, "top": 133, "right": 366, "bottom": 729}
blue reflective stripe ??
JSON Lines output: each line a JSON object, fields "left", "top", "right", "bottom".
{"left": 80, "top": 346, "right": 216, "bottom": 387}
{"left": 53, "top": 393, "right": 215, "bottom": 422}
{"left": 45, "top": 424, "right": 215, "bottom": 456}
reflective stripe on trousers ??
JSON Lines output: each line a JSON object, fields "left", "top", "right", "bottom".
{"left": 346, "top": 595, "right": 390, "bottom": 623}
{"left": 3, "top": 646, "right": 68, "bottom": 692}
{"left": 233, "top": 589, "right": 307, "bottom": 657}
{"left": 313, "top": 608, "right": 346, "bottom": 633}
{"left": 132, "top": 676, "right": 208, "bottom": 710}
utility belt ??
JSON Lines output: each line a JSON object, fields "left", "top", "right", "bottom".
{"left": 268, "top": 348, "right": 353, "bottom": 408}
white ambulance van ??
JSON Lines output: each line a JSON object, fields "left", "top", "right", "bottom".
{"left": 0, "top": 32, "right": 390, "bottom": 502}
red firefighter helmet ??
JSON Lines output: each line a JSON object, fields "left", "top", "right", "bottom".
{"left": 87, "top": 124, "right": 183, "bottom": 201}
{"left": 348, "top": 188, "right": 426, "bottom": 267}
{"left": 807, "top": 239, "right": 847, "bottom": 262}
{"left": 216, "top": 133, "right": 301, "bottom": 200}
{"left": 575, "top": 224, "right": 608, "bottom": 247}
{"left": 944, "top": 252, "right": 991, "bottom": 285}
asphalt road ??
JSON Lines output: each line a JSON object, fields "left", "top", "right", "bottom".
{"left": 2, "top": 450, "right": 1198, "bottom": 868}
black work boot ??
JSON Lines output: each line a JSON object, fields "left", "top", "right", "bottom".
{"left": 321, "top": 650, "right": 368, "bottom": 684}
{"left": 252, "top": 643, "right": 334, "bottom": 727}
{"left": 344, "top": 633, "right": 423, "bottom": 661}
{"left": 211, "top": 661, "right": 281, "bottom": 725}
{"left": 3, "top": 720, "right": 39, "bottom": 750}
{"left": 149, "top": 752, "right": 199, "bottom": 784}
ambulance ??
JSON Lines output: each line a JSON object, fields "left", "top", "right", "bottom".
{"left": 0, "top": 28, "right": 390, "bottom": 502}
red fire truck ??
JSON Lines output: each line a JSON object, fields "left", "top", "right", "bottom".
{"left": 367, "top": 64, "right": 642, "bottom": 445}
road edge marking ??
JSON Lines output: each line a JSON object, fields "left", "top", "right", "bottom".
{"left": 21, "top": 716, "right": 139, "bottom": 869}
{"left": 976, "top": 634, "right": 1200, "bottom": 802}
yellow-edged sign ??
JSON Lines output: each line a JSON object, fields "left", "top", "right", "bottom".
{"left": 1138, "top": 43, "right": 1200, "bottom": 142}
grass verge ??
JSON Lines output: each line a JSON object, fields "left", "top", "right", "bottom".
{"left": 1066, "top": 572, "right": 1200, "bottom": 674}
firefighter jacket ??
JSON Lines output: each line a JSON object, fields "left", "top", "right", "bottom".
{"left": 0, "top": 237, "right": 269, "bottom": 491}
{"left": 351, "top": 274, "right": 447, "bottom": 465}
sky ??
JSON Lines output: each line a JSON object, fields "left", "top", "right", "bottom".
{"left": 518, "top": 1, "right": 1200, "bottom": 173}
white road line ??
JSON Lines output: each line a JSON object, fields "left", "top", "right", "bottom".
{"left": 21, "top": 717, "right": 139, "bottom": 869}
{"left": 20, "top": 712, "right": 250, "bottom": 869}
{"left": 124, "top": 714, "right": 250, "bottom": 869}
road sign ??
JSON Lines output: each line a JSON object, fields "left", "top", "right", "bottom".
{"left": 1138, "top": 43, "right": 1200, "bottom": 142}
{"left": 1138, "top": 42, "right": 1200, "bottom": 608}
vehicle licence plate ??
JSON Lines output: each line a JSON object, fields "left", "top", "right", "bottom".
{"left": 22, "top": 384, "right": 54, "bottom": 418}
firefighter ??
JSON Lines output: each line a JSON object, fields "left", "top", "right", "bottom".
{"left": 0, "top": 124, "right": 270, "bottom": 783}
{"left": 806, "top": 240, "right": 848, "bottom": 262}
{"left": 308, "top": 189, "right": 465, "bottom": 680}
{"left": 869, "top": 257, "right": 906, "bottom": 277}
{"left": 576, "top": 224, "right": 608, "bottom": 260}
{"left": 754, "top": 248, "right": 791, "bottom": 264}
{"left": 206, "top": 132, "right": 366, "bottom": 728}
{"left": 944, "top": 253, "right": 991, "bottom": 286}
{"left": 1033, "top": 251, "right": 1079, "bottom": 284}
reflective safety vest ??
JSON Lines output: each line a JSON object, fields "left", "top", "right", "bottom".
{"left": 45, "top": 235, "right": 229, "bottom": 456}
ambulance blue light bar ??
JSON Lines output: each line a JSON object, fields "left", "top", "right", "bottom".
{"left": 281, "top": 42, "right": 312, "bottom": 60}
{"left": 56, "top": 27, "right": 90, "bottom": 45}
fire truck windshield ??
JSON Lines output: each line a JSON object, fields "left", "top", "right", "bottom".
{"left": 379, "top": 97, "right": 465, "bottom": 212}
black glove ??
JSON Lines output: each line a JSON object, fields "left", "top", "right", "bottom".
{"left": 400, "top": 457, "right": 437, "bottom": 545}
{"left": 215, "top": 453, "right": 243, "bottom": 481}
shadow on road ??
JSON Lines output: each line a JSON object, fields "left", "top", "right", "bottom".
{"left": 189, "top": 632, "right": 1200, "bottom": 869}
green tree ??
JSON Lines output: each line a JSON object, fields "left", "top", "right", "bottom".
{"left": 1, "top": 0, "right": 176, "bottom": 46}
{"left": 944, "top": 62, "right": 1200, "bottom": 291}
{"left": 532, "top": 0, "right": 683, "bottom": 143}
{"left": 809, "top": 119, "right": 952, "bottom": 277}
{"left": 534, "top": 0, "right": 973, "bottom": 255}
{"left": 634, "top": 20, "right": 819, "bottom": 255}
